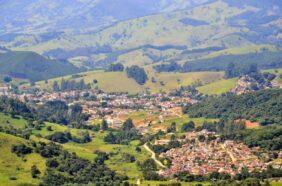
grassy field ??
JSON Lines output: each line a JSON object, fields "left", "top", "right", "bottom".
{"left": 37, "top": 70, "right": 144, "bottom": 94}
{"left": 197, "top": 78, "right": 238, "bottom": 95}
{"left": 204, "top": 44, "right": 277, "bottom": 59}
{"left": 37, "top": 70, "right": 225, "bottom": 94}
{"left": 145, "top": 71, "right": 224, "bottom": 93}
{"left": 0, "top": 133, "right": 46, "bottom": 186}
{"left": 0, "top": 113, "right": 28, "bottom": 129}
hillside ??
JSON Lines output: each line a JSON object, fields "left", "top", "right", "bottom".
{"left": 0, "top": 133, "right": 46, "bottom": 186}
{"left": 1, "top": 0, "right": 281, "bottom": 70}
{"left": 37, "top": 70, "right": 225, "bottom": 94}
{"left": 0, "top": 0, "right": 211, "bottom": 34}
{"left": 0, "top": 51, "right": 80, "bottom": 81}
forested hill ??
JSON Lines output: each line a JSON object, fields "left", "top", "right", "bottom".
{"left": 0, "top": 51, "right": 80, "bottom": 81}
{"left": 184, "top": 89, "right": 282, "bottom": 125}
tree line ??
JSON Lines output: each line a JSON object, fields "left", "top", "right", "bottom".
{"left": 184, "top": 89, "right": 282, "bottom": 125}
{"left": 53, "top": 78, "right": 91, "bottom": 91}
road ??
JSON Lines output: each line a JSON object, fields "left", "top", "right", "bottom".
{"left": 143, "top": 143, "right": 166, "bottom": 169}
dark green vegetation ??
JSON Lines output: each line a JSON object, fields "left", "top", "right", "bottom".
{"left": 126, "top": 65, "right": 148, "bottom": 85}
{"left": 184, "top": 89, "right": 282, "bottom": 125}
{"left": 0, "top": 51, "right": 80, "bottom": 81}
{"left": 200, "top": 120, "right": 282, "bottom": 151}
{"left": 154, "top": 51, "right": 282, "bottom": 74}
{"left": 176, "top": 167, "right": 282, "bottom": 185}
{"left": 184, "top": 89, "right": 282, "bottom": 151}
{"left": 10, "top": 141, "right": 127, "bottom": 186}
{"left": 183, "top": 51, "right": 282, "bottom": 73}
{"left": 0, "top": 96, "right": 90, "bottom": 129}
{"left": 104, "top": 119, "right": 141, "bottom": 144}
{"left": 0, "top": 98, "right": 147, "bottom": 185}
{"left": 107, "top": 63, "right": 125, "bottom": 72}
{"left": 52, "top": 78, "right": 91, "bottom": 91}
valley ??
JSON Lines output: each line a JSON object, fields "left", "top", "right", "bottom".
{"left": 0, "top": 0, "right": 281, "bottom": 185}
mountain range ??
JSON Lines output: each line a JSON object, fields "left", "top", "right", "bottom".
{"left": 0, "top": 0, "right": 281, "bottom": 79}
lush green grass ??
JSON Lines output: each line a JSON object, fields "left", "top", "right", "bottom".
{"left": 37, "top": 70, "right": 144, "bottom": 94}
{"left": 37, "top": 69, "right": 225, "bottom": 94}
{"left": 0, "top": 133, "right": 46, "bottom": 186}
{"left": 270, "top": 181, "right": 282, "bottom": 186}
{"left": 0, "top": 113, "right": 28, "bottom": 129}
{"left": 197, "top": 78, "right": 238, "bottom": 95}
{"left": 145, "top": 71, "right": 224, "bottom": 93}
{"left": 33, "top": 124, "right": 151, "bottom": 179}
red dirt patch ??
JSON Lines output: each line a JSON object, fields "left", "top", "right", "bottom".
{"left": 244, "top": 120, "right": 260, "bottom": 129}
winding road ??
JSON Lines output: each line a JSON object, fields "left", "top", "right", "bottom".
{"left": 143, "top": 143, "right": 166, "bottom": 168}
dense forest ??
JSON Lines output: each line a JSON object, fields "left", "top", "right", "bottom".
{"left": 184, "top": 89, "right": 282, "bottom": 125}
{"left": 0, "top": 96, "right": 90, "bottom": 128}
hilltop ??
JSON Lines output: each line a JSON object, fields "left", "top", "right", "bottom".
{"left": 0, "top": 51, "right": 80, "bottom": 81}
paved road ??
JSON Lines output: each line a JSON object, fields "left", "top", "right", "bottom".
{"left": 143, "top": 143, "right": 166, "bottom": 169}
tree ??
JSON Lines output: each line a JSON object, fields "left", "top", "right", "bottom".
{"left": 122, "top": 118, "right": 134, "bottom": 131}
{"left": 11, "top": 144, "right": 33, "bottom": 157}
{"left": 167, "top": 122, "right": 176, "bottom": 133}
{"left": 47, "top": 126, "right": 53, "bottom": 131}
{"left": 31, "top": 165, "right": 41, "bottom": 178}
{"left": 3, "top": 76, "right": 12, "bottom": 83}
{"left": 182, "top": 121, "right": 195, "bottom": 132}
{"left": 135, "top": 146, "right": 141, "bottom": 152}
{"left": 108, "top": 63, "right": 124, "bottom": 72}
{"left": 93, "top": 79, "right": 98, "bottom": 84}
{"left": 126, "top": 65, "right": 148, "bottom": 85}
{"left": 198, "top": 135, "right": 206, "bottom": 142}
{"left": 246, "top": 63, "right": 258, "bottom": 74}
{"left": 52, "top": 81, "right": 60, "bottom": 91}
{"left": 100, "top": 119, "right": 109, "bottom": 131}
{"left": 225, "top": 62, "right": 238, "bottom": 78}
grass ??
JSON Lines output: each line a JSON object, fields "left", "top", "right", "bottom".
{"left": 37, "top": 70, "right": 144, "bottom": 94}
{"left": 270, "top": 181, "right": 282, "bottom": 186}
{"left": 197, "top": 78, "right": 238, "bottom": 95}
{"left": 204, "top": 45, "right": 277, "bottom": 59}
{"left": 37, "top": 69, "right": 225, "bottom": 94}
{"left": 162, "top": 115, "right": 218, "bottom": 132}
{"left": 0, "top": 113, "right": 28, "bottom": 129}
{"left": 0, "top": 133, "right": 46, "bottom": 186}
{"left": 33, "top": 126, "right": 151, "bottom": 179}
{"left": 145, "top": 71, "right": 224, "bottom": 93}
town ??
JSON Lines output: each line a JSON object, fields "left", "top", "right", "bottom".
{"left": 160, "top": 131, "right": 268, "bottom": 177}
{"left": 0, "top": 82, "right": 278, "bottom": 182}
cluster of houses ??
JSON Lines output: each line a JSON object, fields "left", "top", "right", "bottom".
{"left": 0, "top": 86, "right": 196, "bottom": 133}
{"left": 160, "top": 132, "right": 267, "bottom": 177}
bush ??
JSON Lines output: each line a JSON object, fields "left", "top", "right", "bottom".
{"left": 11, "top": 144, "right": 33, "bottom": 157}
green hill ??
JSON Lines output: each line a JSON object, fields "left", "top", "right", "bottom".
{"left": 0, "top": 133, "right": 46, "bottom": 186}
{"left": 37, "top": 70, "right": 225, "bottom": 94}
{"left": 1, "top": 0, "right": 280, "bottom": 70}
{"left": 0, "top": 51, "right": 80, "bottom": 81}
